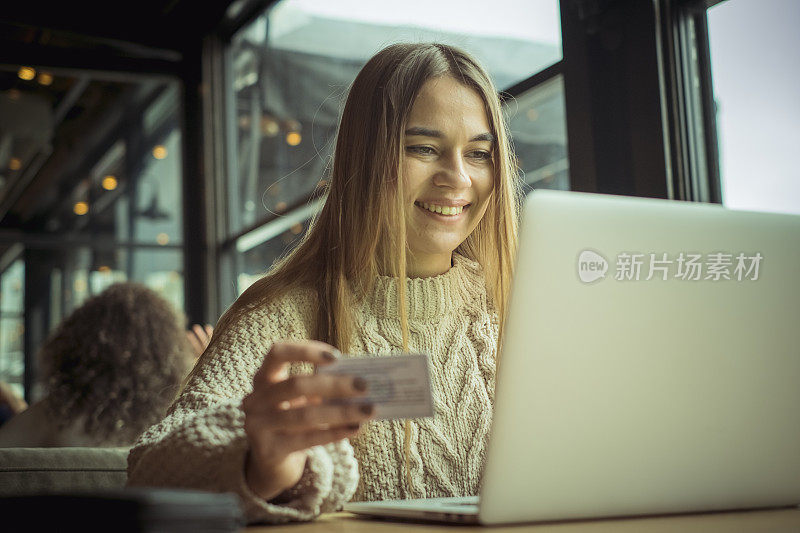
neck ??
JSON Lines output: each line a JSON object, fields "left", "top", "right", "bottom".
{"left": 406, "top": 251, "right": 453, "bottom": 278}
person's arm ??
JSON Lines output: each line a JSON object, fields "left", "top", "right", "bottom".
{"left": 127, "top": 392, "right": 358, "bottom": 522}
{"left": 126, "top": 304, "right": 363, "bottom": 524}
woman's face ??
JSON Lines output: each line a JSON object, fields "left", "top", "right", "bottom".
{"left": 402, "top": 75, "right": 494, "bottom": 277}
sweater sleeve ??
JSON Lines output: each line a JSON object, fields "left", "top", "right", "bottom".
{"left": 126, "top": 295, "right": 359, "bottom": 524}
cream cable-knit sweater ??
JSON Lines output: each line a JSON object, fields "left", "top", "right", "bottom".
{"left": 127, "top": 253, "right": 498, "bottom": 524}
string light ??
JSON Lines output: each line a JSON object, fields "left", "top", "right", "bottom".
{"left": 17, "top": 66, "right": 35, "bottom": 81}
{"left": 152, "top": 145, "right": 168, "bottom": 159}
{"left": 260, "top": 116, "right": 279, "bottom": 137}
{"left": 156, "top": 233, "right": 169, "bottom": 245}
{"left": 37, "top": 72, "right": 53, "bottom": 86}
{"left": 74, "top": 201, "right": 89, "bottom": 215}
{"left": 286, "top": 132, "right": 302, "bottom": 146}
{"left": 9, "top": 158, "right": 21, "bottom": 171}
{"left": 102, "top": 175, "right": 118, "bottom": 190}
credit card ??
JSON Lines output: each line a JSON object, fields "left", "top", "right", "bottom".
{"left": 316, "top": 353, "right": 434, "bottom": 420}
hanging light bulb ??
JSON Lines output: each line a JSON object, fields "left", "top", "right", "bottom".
{"left": 152, "top": 145, "right": 168, "bottom": 159}
{"left": 17, "top": 66, "right": 35, "bottom": 81}
{"left": 286, "top": 132, "right": 302, "bottom": 146}
{"left": 102, "top": 175, "right": 118, "bottom": 190}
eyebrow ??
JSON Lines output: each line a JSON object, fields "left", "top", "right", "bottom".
{"left": 404, "top": 126, "right": 495, "bottom": 143}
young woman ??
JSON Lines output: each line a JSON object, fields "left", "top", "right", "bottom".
{"left": 127, "top": 42, "right": 520, "bottom": 524}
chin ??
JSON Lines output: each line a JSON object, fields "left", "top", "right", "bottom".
{"left": 407, "top": 224, "right": 470, "bottom": 260}
{"left": 410, "top": 240, "right": 463, "bottom": 258}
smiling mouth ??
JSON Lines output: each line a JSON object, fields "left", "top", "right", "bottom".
{"left": 414, "top": 201, "right": 469, "bottom": 216}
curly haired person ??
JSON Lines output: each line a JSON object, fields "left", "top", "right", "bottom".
{"left": 0, "top": 282, "right": 196, "bottom": 447}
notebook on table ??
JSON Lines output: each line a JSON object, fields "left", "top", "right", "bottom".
{"left": 344, "top": 189, "right": 800, "bottom": 525}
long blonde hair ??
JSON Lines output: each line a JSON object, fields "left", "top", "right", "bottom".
{"left": 198, "top": 42, "right": 520, "bottom": 495}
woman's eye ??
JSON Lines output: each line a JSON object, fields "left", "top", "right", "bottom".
{"left": 406, "top": 145, "right": 436, "bottom": 156}
{"left": 469, "top": 150, "right": 492, "bottom": 161}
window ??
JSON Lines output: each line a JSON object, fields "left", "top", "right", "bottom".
{"left": 506, "top": 76, "right": 569, "bottom": 194}
{"left": 221, "top": 0, "right": 565, "bottom": 306}
{"left": 707, "top": 0, "right": 800, "bottom": 215}
{"left": 39, "top": 86, "right": 186, "bottom": 318}
{"left": 0, "top": 69, "right": 186, "bottom": 396}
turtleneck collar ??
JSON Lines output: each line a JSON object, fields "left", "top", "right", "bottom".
{"left": 365, "top": 253, "right": 487, "bottom": 321}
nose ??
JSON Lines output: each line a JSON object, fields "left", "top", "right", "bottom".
{"left": 432, "top": 150, "right": 471, "bottom": 189}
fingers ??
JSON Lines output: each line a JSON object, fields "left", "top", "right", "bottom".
{"left": 244, "top": 340, "right": 367, "bottom": 462}
{"left": 187, "top": 323, "right": 214, "bottom": 358}
{"left": 243, "top": 373, "right": 368, "bottom": 424}
{"left": 254, "top": 341, "right": 340, "bottom": 384}
{"left": 248, "top": 374, "right": 367, "bottom": 409}
{"left": 193, "top": 324, "right": 213, "bottom": 345}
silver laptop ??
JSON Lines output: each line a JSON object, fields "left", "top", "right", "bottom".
{"left": 344, "top": 189, "right": 800, "bottom": 525}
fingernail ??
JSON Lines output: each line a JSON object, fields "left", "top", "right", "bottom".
{"left": 322, "top": 350, "right": 338, "bottom": 361}
{"left": 359, "top": 404, "right": 374, "bottom": 415}
{"left": 352, "top": 377, "right": 367, "bottom": 391}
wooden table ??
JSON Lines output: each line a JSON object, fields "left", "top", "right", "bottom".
{"left": 247, "top": 508, "right": 800, "bottom": 532}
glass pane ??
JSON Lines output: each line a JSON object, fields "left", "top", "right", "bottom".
{"left": 506, "top": 75, "right": 569, "bottom": 194}
{"left": 55, "top": 246, "right": 184, "bottom": 326}
{"left": 236, "top": 220, "right": 309, "bottom": 296}
{"left": 88, "top": 268, "right": 127, "bottom": 295}
{"left": 0, "top": 318, "right": 24, "bottom": 397}
{"left": 226, "top": 0, "right": 562, "bottom": 236}
{"left": 132, "top": 128, "right": 184, "bottom": 244}
{"left": 0, "top": 259, "right": 25, "bottom": 395}
{"left": 65, "top": 248, "right": 92, "bottom": 312}
{"left": 130, "top": 248, "right": 185, "bottom": 312}
{"left": 707, "top": 0, "right": 800, "bottom": 215}
{"left": 0, "top": 259, "right": 24, "bottom": 315}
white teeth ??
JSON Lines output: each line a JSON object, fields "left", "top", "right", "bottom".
{"left": 418, "top": 202, "right": 464, "bottom": 216}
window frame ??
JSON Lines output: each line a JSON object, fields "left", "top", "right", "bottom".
{"left": 656, "top": 0, "right": 723, "bottom": 203}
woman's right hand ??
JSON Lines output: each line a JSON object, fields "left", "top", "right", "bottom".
{"left": 242, "top": 340, "right": 373, "bottom": 501}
